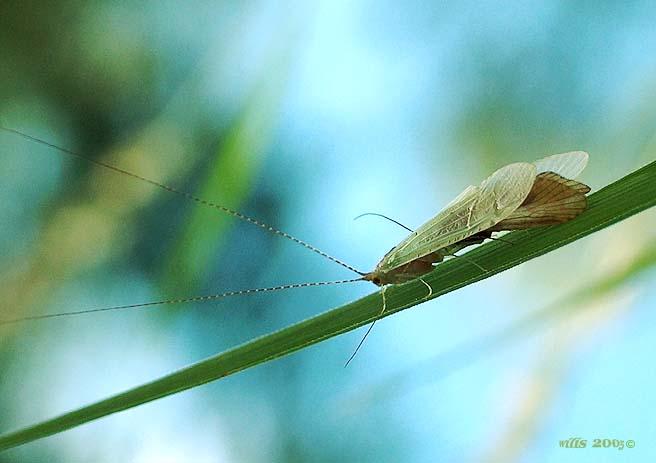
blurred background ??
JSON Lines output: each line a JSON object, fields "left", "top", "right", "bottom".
{"left": 1, "top": 0, "right": 655, "bottom": 461}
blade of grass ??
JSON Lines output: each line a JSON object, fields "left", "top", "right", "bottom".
{"left": 340, "top": 239, "right": 656, "bottom": 411}
{"left": 1, "top": 160, "right": 655, "bottom": 450}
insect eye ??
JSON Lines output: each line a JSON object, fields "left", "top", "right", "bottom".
{"left": 373, "top": 277, "right": 381, "bottom": 285}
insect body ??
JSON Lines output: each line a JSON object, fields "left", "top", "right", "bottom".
{"left": 363, "top": 152, "right": 590, "bottom": 286}
{"left": 0, "top": 126, "right": 590, "bottom": 327}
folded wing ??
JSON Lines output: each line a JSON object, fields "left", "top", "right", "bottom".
{"left": 532, "top": 151, "right": 589, "bottom": 178}
{"left": 379, "top": 162, "right": 537, "bottom": 271}
{"left": 490, "top": 172, "right": 590, "bottom": 231}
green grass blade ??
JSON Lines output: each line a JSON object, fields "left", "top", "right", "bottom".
{"left": 341, "top": 239, "right": 656, "bottom": 410}
{"left": 1, "top": 160, "right": 655, "bottom": 450}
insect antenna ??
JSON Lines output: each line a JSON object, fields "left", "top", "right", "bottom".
{"left": 0, "top": 278, "right": 364, "bottom": 326}
{"left": 354, "top": 212, "right": 414, "bottom": 232}
{"left": 1, "top": 126, "right": 365, "bottom": 276}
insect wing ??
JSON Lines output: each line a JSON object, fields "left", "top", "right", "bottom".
{"left": 442, "top": 184, "right": 478, "bottom": 209}
{"left": 490, "top": 172, "right": 590, "bottom": 230}
{"left": 380, "top": 162, "right": 536, "bottom": 270}
{"left": 478, "top": 162, "right": 538, "bottom": 215}
{"left": 532, "top": 151, "right": 589, "bottom": 178}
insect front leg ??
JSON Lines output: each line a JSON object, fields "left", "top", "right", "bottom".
{"left": 343, "top": 285, "right": 389, "bottom": 367}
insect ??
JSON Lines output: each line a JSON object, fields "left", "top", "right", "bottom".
{"left": 362, "top": 151, "right": 590, "bottom": 286}
{"left": 0, "top": 127, "right": 590, "bottom": 360}
{"left": 347, "top": 151, "right": 590, "bottom": 363}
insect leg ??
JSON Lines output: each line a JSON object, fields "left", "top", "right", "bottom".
{"left": 419, "top": 278, "right": 433, "bottom": 299}
{"left": 486, "top": 235, "right": 514, "bottom": 245}
{"left": 447, "top": 253, "right": 488, "bottom": 273}
{"left": 344, "top": 285, "right": 388, "bottom": 367}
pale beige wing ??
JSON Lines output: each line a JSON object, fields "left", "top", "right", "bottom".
{"left": 532, "top": 151, "right": 589, "bottom": 178}
{"left": 379, "top": 162, "right": 537, "bottom": 271}
{"left": 490, "top": 172, "right": 590, "bottom": 231}
{"left": 442, "top": 185, "right": 478, "bottom": 209}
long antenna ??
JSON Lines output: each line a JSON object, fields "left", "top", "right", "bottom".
{"left": 354, "top": 212, "right": 414, "bottom": 233}
{"left": 0, "top": 278, "right": 363, "bottom": 326}
{"left": 1, "top": 126, "right": 365, "bottom": 276}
